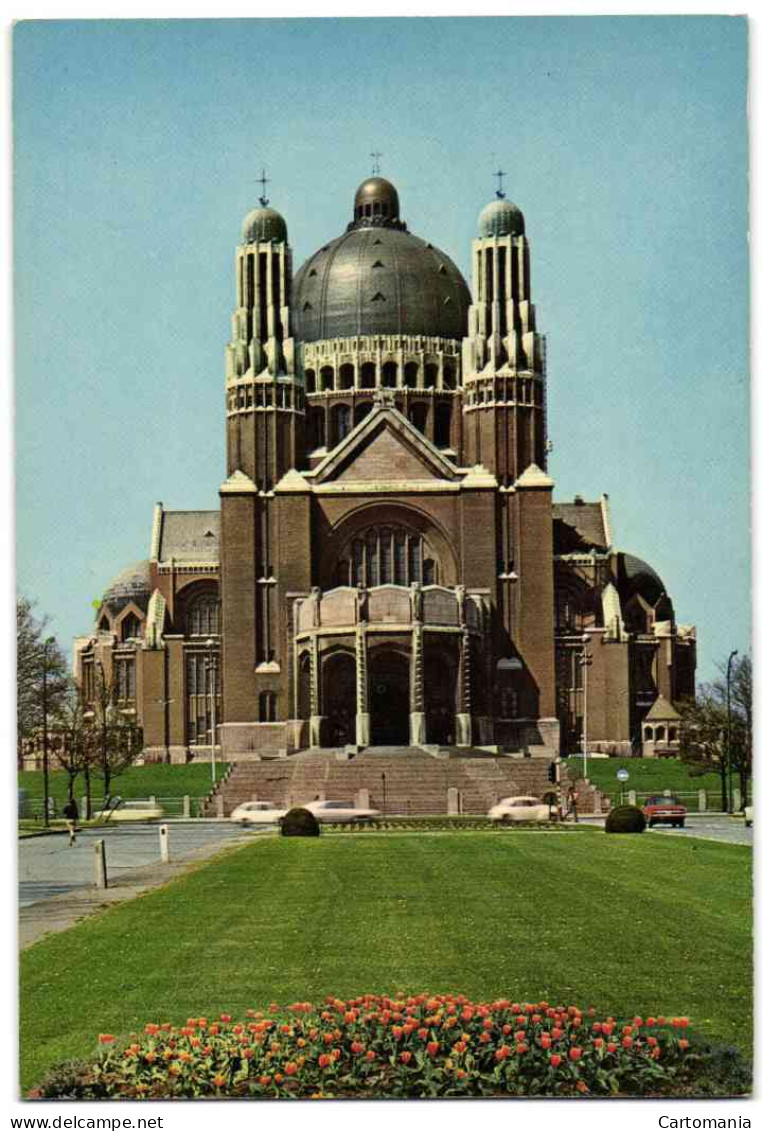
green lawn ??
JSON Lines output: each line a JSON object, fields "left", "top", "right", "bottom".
{"left": 18, "top": 763, "right": 229, "bottom": 807}
{"left": 577, "top": 757, "right": 728, "bottom": 800}
{"left": 20, "top": 831, "right": 752, "bottom": 1091}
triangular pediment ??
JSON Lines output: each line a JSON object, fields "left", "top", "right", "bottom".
{"left": 312, "top": 403, "right": 459, "bottom": 485}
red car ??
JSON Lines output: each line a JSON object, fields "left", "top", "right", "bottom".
{"left": 643, "top": 795, "right": 687, "bottom": 828}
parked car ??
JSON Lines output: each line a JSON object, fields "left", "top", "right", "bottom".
{"left": 488, "top": 795, "right": 551, "bottom": 823}
{"left": 230, "top": 801, "right": 288, "bottom": 824}
{"left": 744, "top": 805, "right": 753, "bottom": 828}
{"left": 98, "top": 799, "right": 165, "bottom": 822}
{"left": 303, "top": 800, "right": 381, "bottom": 824}
{"left": 642, "top": 795, "right": 686, "bottom": 828}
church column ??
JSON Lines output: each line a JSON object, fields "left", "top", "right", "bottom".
{"left": 355, "top": 623, "right": 370, "bottom": 747}
{"left": 409, "top": 621, "right": 426, "bottom": 746}
{"left": 456, "top": 627, "right": 473, "bottom": 747}
{"left": 308, "top": 628, "right": 324, "bottom": 748}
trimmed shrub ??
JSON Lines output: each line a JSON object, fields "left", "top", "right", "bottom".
{"left": 605, "top": 805, "right": 646, "bottom": 834}
{"left": 30, "top": 994, "right": 746, "bottom": 1100}
{"left": 280, "top": 807, "right": 320, "bottom": 837}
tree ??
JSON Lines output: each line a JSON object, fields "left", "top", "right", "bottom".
{"left": 16, "top": 596, "right": 69, "bottom": 760}
{"left": 678, "top": 652, "right": 753, "bottom": 809}
{"left": 86, "top": 663, "right": 143, "bottom": 799}
{"left": 56, "top": 683, "right": 96, "bottom": 805}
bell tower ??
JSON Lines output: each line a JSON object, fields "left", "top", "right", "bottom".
{"left": 224, "top": 179, "right": 304, "bottom": 489}
{"left": 461, "top": 181, "right": 547, "bottom": 482}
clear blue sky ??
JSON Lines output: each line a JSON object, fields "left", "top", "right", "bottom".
{"left": 13, "top": 16, "right": 748, "bottom": 683}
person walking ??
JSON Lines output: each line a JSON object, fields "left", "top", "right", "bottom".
{"left": 63, "top": 797, "right": 79, "bottom": 846}
{"left": 567, "top": 784, "right": 579, "bottom": 824}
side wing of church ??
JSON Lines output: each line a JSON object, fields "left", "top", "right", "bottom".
{"left": 72, "top": 175, "right": 696, "bottom": 766}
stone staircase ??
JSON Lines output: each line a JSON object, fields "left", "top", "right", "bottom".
{"left": 203, "top": 747, "right": 606, "bottom": 818}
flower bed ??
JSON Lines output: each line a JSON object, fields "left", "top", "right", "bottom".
{"left": 328, "top": 818, "right": 594, "bottom": 833}
{"left": 31, "top": 993, "right": 745, "bottom": 1100}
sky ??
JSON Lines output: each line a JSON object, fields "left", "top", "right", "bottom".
{"left": 13, "top": 16, "right": 749, "bottom": 683}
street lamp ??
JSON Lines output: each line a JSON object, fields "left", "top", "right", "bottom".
{"left": 204, "top": 641, "right": 220, "bottom": 785}
{"left": 580, "top": 635, "right": 593, "bottom": 779}
{"left": 726, "top": 649, "right": 738, "bottom": 814}
{"left": 41, "top": 636, "right": 55, "bottom": 828}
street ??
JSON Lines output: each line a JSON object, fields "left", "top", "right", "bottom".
{"left": 19, "top": 821, "right": 260, "bottom": 909}
{"left": 649, "top": 815, "right": 752, "bottom": 847}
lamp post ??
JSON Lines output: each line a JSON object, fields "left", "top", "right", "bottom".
{"left": 580, "top": 635, "right": 593, "bottom": 779}
{"left": 204, "top": 641, "right": 220, "bottom": 785}
{"left": 41, "top": 636, "right": 55, "bottom": 828}
{"left": 726, "top": 649, "right": 738, "bottom": 814}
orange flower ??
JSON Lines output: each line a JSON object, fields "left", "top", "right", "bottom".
{"left": 577, "top": 1080, "right": 589, "bottom": 1093}
{"left": 399, "top": 1050, "right": 412, "bottom": 1064}
{"left": 258, "top": 1074, "right": 272, "bottom": 1086}
{"left": 678, "top": 1039, "right": 690, "bottom": 1050}
{"left": 284, "top": 1062, "right": 298, "bottom": 1076}
{"left": 607, "top": 1043, "right": 617, "bottom": 1054}
{"left": 495, "top": 1046, "right": 512, "bottom": 1061}
{"left": 351, "top": 1041, "right": 364, "bottom": 1054}
{"left": 274, "top": 1072, "right": 284, "bottom": 1084}
{"left": 318, "top": 1053, "right": 332, "bottom": 1069}
{"left": 651, "top": 1046, "right": 661, "bottom": 1059}
{"left": 516, "top": 1043, "right": 528, "bottom": 1055}
{"left": 426, "top": 1041, "right": 440, "bottom": 1057}
{"left": 569, "top": 1047, "right": 583, "bottom": 1061}
{"left": 366, "top": 1050, "right": 376, "bottom": 1062}
{"left": 98, "top": 1034, "right": 115, "bottom": 1045}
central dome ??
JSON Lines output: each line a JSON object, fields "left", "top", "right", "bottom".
{"left": 292, "top": 178, "right": 471, "bottom": 343}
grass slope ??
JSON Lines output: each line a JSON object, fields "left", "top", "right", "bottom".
{"left": 18, "top": 764, "right": 229, "bottom": 805}
{"left": 20, "top": 832, "right": 752, "bottom": 1090}
{"left": 578, "top": 758, "right": 727, "bottom": 799}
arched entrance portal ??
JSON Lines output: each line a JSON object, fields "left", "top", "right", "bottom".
{"left": 322, "top": 652, "right": 356, "bottom": 746}
{"left": 424, "top": 651, "right": 457, "bottom": 745}
{"left": 369, "top": 649, "right": 410, "bottom": 745}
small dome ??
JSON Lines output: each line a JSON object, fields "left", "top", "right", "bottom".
{"left": 353, "top": 177, "right": 400, "bottom": 224}
{"left": 478, "top": 197, "right": 525, "bottom": 238}
{"left": 241, "top": 206, "right": 287, "bottom": 244}
{"left": 619, "top": 553, "right": 668, "bottom": 607}
{"left": 100, "top": 560, "right": 152, "bottom": 616}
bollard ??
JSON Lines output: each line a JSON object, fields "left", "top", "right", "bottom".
{"left": 447, "top": 787, "right": 461, "bottom": 816}
{"left": 183, "top": 795, "right": 191, "bottom": 818}
{"left": 215, "top": 795, "right": 225, "bottom": 818}
{"left": 159, "top": 824, "right": 170, "bottom": 864}
{"left": 698, "top": 789, "right": 707, "bottom": 812}
{"left": 733, "top": 788, "right": 742, "bottom": 813}
{"left": 593, "top": 789, "right": 602, "bottom": 816}
{"left": 94, "top": 839, "right": 108, "bottom": 889}
{"left": 664, "top": 789, "right": 672, "bottom": 797}
{"left": 356, "top": 788, "right": 370, "bottom": 809}
{"left": 149, "top": 795, "right": 157, "bottom": 807}
{"left": 627, "top": 790, "right": 637, "bottom": 806}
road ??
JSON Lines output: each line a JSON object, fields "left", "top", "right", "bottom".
{"left": 649, "top": 815, "right": 752, "bottom": 847}
{"left": 19, "top": 822, "right": 260, "bottom": 910}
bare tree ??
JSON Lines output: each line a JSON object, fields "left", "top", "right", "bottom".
{"left": 678, "top": 652, "right": 753, "bottom": 809}
{"left": 56, "top": 684, "right": 96, "bottom": 805}
{"left": 16, "top": 597, "right": 69, "bottom": 760}
{"left": 86, "top": 663, "right": 143, "bottom": 800}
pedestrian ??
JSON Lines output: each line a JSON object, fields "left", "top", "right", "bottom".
{"left": 63, "top": 797, "right": 79, "bottom": 846}
{"left": 567, "top": 784, "right": 579, "bottom": 824}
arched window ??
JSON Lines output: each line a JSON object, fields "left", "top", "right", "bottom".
{"left": 434, "top": 403, "right": 452, "bottom": 448}
{"left": 655, "top": 725, "right": 666, "bottom": 742}
{"left": 308, "top": 406, "right": 326, "bottom": 451}
{"left": 259, "top": 691, "right": 277, "bottom": 722}
{"left": 355, "top": 401, "right": 373, "bottom": 425}
{"left": 337, "top": 526, "right": 439, "bottom": 588}
{"left": 404, "top": 362, "right": 418, "bottom": 388}
{"left": 120, "top": 613, "right": 141, "bottom": 641}
{"left": 115, "top": 657, "right": 136, "bottom": 701}
{"left": 408, "top": 403, "right": 427, "bottom": 435}
{"left": 305, "top": 368, "right": 316, "bottom": 394}
{"left": 442, "top": 364, "right": 457, "bottom": 389}
{"left": 360, "top": 362, "right": 376, "bottom": 389}
{"left": 320, "top": 365, "right": 335, "bottom": 391}
{"left": 644, "top": 726, "right": 653, "bottom": 741}
{"left": 339, "top": 363, "right": 354, "bottom": 390}
{"left": 98, "top": 615, "right": 111, "bottom": 633}
{"left": 424, "top": 363, "right": 438, "bottom": 388}
{"left": 381, "top": 361, "right": 397, "bottom": 388}
{"left": 332, "top": 404, "right": 351, "bottom": 444}
{"left": 187, "top": 593, "right": 220, "bottom": 637}
{"left": 668, "top": 726, "right": 678, "bottom": 743}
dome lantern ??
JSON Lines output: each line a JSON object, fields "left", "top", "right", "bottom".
{"left": 478, "top": 197, "right": 525, "bottom": 239}
{"left": 241, "top": 206, "right": 288, "bottom": 245}
{"left": 352, "top": 176, "right": 401, "bottom": 227}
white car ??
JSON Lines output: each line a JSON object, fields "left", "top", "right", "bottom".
{"left": 488, "top": 795, "right": 552, "bottom": 823}
{"left": 303, "top": 800, "right": 381, "bottom": 824}
{"left": 744, "top": 805, "right": 753, "bottom": 828}
{"left": 230, "top": 801, "right": 288, "bottom": 824}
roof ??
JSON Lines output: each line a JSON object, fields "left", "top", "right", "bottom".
{"left": 552, "top": 499, "right": 609, "bottom": 552}
{"left": 156, "top": 510, "right": 220, "bottom": 564}
{"left": 101, "top": 560, "right": 152, "bottom": 614}
{"left": 644, "top": 695, "right": 682, "bottom": 722}
{"left": 619, "top": 552, "right": 667, "bottom": 604}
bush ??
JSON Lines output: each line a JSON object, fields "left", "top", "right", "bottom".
{"left": 280, "top": 807, "right": 320, "bottom": 837}
{"left": 605, "top": 805, "right": 646, "bottom": 834}
{"left": 31, "top": 994, "right": 746, "bottom": 1100}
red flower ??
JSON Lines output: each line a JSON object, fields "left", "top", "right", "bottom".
{"left": 633, "top": 1016, "right": 643, "bottom": 1027}
{"left": 258, "top": 1074, "right": 272, "bottom": 1086}
{"left": 601, "top": 1022, "right": 613, "bottom": 1036}
{"left": 98, "top": 1034, "right": 115, "bottom": 1045}
{"left": 678, "top": 1039, "right": 690, "bottom": 1051}
{"left": 593, "top": 1038, "right": 603, "bottom": 1048}
{"left": 220, "top": 1013, "right": 231, "bottom": 1022}
{"left": 651, "top": 1046, "right": 661, "bottom": 1060}
{"left": 646, "top": 1036, "right": 658, "bottom": 1048}
{"left": 540, "top": 1035, "right": 551, "bottom": 1050}
{"left": 622, "top": 1036, "right": 633, "bottom": 1049}
{"left": 284, "top": 1062, "right": 298, "bottom": 1076}
{"left": 365, "top": 1050, "right": 376, "bottom": 1062}
{"left": 426, "top": 1041, "right": 440, "bottom": 1057}
{"left": 569, "top": 1047, "right": 583, "bottom": 1061}
{"left": 646, "top": 1017, "right": 656, "bottom": 1028}
{"left": 351, "top": 1041, "right": 364, "bottom": 1054}
{"left": 550, "top": 1054, "right": 562, "bottom": 1068}
{"left": 607, "top": 1043, "right": 617, "bottom": 1054}
{"left": 516, "top": 1043, "right": 528, "bottom": 1055}
{"left": 399, "top": 1050, "right": 413, "bottom": 1064}
{"left": 318, "top": 1053, "right": 332, "bottom": 1069}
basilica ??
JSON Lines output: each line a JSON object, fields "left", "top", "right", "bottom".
{"left": 74, "top": 173, "right": 696, "bottom": 765}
